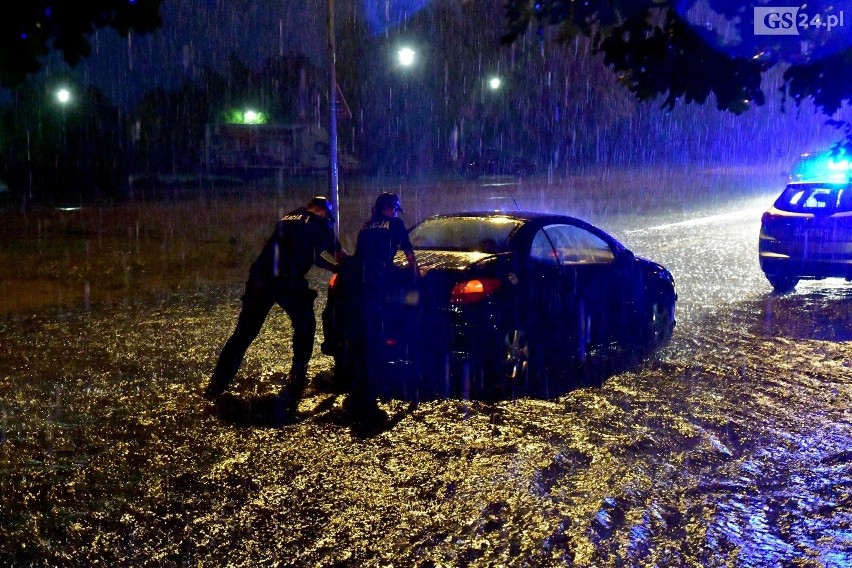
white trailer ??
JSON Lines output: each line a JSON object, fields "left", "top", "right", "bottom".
{"left": 204, "top": 123, "right": 359, "bottom": 175}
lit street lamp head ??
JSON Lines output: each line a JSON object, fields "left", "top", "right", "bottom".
{"left": 397, "top": 47, "right": 416, "bottom": 67}
{"left": 488, "top": 77, "right": 502, "bottom": 90}
{"left": 56, "top": 88, "right": 71, "bottom": 104}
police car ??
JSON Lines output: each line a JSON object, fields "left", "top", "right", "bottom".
{"left": 759, "top": 153, "right": 852, "bottom": 292}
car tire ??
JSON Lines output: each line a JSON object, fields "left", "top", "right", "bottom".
{"left": 649, "top": 299, "right": 675, "bottom": 348}
{"left": 503, "top": 329, "right": 529, "bottom": 379}
{"left": 765, "top": 274, "right": 798, "bottom": 293}
{"left": 491, "top": 328, "right": 530, "bottom": 399}
{"left": 637, "top": 296, "right": 675, "bottom": 356}
{"left": 456, "top": 329, "right": 524, "bottom": 401}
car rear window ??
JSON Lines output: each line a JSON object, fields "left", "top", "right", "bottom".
{"left": 774, "top": 184, "right": 852, "bottom": 213}
{"left": 409, "top": 216, "right": 522, "bottom": 252}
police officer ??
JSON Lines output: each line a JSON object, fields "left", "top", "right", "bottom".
{"left": 355, "top": 192, "right": 417, "bottom": 283}
{"left": 345, "top": 192, "right": 417, "bottom": 421}
{"left": 203, "top": 196, "right": 343, "bottom": 419}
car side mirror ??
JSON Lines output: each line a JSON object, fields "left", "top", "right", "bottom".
{"left": 618, "top": 249, "right": 635, "bottom": 265}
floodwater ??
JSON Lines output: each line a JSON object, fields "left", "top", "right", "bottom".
{"left": 1, "top": 275, "right": 850, "bottom": 566}
{"left": 1, "top": 172, "right": 851, "bottom": 565}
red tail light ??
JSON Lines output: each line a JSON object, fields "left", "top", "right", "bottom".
{"left": 450, "top": 278, "right": 501, "bottom": 305}
{"left": 328, "top": 273, "right": 338, "bottom": 288}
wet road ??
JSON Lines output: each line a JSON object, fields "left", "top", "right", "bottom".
{"left": 1, "top": 173, "right": 851, "bottom": 565}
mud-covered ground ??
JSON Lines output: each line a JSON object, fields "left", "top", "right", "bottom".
{"left": 1, "top": 170, "right": 850, "bottom": 566}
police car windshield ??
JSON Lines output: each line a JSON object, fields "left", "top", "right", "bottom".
{"left": 409, "top": 216, "right": 521, "bottom": 252}
{"left": 774, "top": 183, "right": 852, "bottom": 214}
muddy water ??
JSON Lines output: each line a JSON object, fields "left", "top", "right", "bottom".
{"left": 0, "top": 273, "right": 850, "bottom": 566}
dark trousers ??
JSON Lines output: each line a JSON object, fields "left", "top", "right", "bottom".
{"left": 211, "top": 278, "right": 317, "bottom": 392}
{"left": 347, "top": 271, "right": 412, "bottom": 405}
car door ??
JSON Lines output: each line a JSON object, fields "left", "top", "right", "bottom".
{"left": 519, "top": 227, "right": 565, "bottom": 368}
{"left": 537, "top": 223, "right": 623, "bottom": 351}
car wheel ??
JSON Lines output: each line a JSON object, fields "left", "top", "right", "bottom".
{"left": 648, "top": 299, "right": 675, "bottom": 348}
{"left": 501, "top": 328, "right": 530, "bottom": 397}
{"left": 765, "top": 273, "right": 798, "bottom": 293}
{"left": 633, "top": 296, "right": 674, "bottom": 358}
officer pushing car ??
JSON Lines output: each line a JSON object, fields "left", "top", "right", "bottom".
{"left": 203, "top": 196, "right": 344, "bottom": 422}
{"left": 341, "top": 192, "right": 418, "bottom": 422}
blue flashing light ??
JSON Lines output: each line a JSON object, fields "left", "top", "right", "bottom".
{"left": 791, "top": 151, "right": 851, "bottom": 182}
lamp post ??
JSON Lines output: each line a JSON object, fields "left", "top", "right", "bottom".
{"left": 327, "top": 0, "right": 340, "bottom": 236}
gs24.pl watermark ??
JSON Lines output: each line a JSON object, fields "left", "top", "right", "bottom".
{"left": 754, "top": 6, "right": 845, "bottom": 35}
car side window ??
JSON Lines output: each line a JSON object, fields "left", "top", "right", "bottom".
{"left": 542, "top": 224, "right": 615, "bottom": 265}
{"left": 530, "top": 229, "right": 558, "bottom": 266}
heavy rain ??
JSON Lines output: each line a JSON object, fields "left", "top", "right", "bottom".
{"left": 1, "top": 1, "right": 851, "bottom": 566}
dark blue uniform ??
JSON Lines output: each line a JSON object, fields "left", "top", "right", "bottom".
{"left": 345, "top": 213, "right": 415, "bottom": 407}
{"left": 207, "top": 207, "right": 339, "bottom": 399}
{"left": 354, "top": 215, "right": 413, "bottom": 287}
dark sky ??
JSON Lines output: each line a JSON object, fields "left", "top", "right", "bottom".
{"left": 18, "top": 0, "right": 852, "bottom": 110}
{"left": 64, "top": 0, "right": 434, "bottom": 106}
{"left": 72, "top": 0, "right": 329, "bottom": 105}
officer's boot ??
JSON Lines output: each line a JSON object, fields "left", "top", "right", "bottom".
{"left": 203, "top": 370, "right": 231, "bottom": 401}
{"left": 278, "top": 365, "right": 308, "bottom": 422}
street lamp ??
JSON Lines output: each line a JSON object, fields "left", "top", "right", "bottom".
{"left": 488, "top": 76, "right": 502, "bottom": 90}
{"left": 397, "top": 46, "right": 416, "bottom": 67}
{"left": 56, "top": 88, "right": 71, "bottom": 105}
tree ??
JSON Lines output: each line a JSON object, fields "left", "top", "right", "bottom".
{"left": 502, "top": 0, "right": 852, "bottom": 150}
{"left": 0, "top": 0, "right": 164, "bottom": 88}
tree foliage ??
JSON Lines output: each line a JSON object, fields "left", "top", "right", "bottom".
{"left": 502, "top": 0, "right": 852, "bottom": 123}
{"left": 0, "top": 0, "right": 164, "bottom": 88}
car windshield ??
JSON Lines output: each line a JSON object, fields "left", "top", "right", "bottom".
{"left": 774, "top": 184, "right": 852, "bottom": 213}
{"left": 409, "top": 216, "right": 522, "bottom": 252}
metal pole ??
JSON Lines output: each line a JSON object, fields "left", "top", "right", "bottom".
{"left": 327, "top": 0, "right": 340, "bottom": 237}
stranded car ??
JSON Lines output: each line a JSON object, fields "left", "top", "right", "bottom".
{"left": 759, "top": 181, "right": 852, "bottom": 292}
{"left": 322, "top": 211, "right": 677, "bottom": 401}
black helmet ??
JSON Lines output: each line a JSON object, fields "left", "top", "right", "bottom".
{"left": 374, "top": 192, "right": 403, "bottom": 214}
{"left": 307, "top": 196, "right": 335, "bottom": 222}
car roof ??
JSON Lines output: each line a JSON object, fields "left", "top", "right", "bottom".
{"left": 414, "top": 210, "right": 627, "bottom": 252}
{"left": 423, "top": 210, "right": 586, "bottom": 224}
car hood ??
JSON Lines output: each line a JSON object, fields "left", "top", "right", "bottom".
{"left": 635, "top": 255, "right": 676, "bottom": 292}
{"left": 395, "top": 249, "right": 497, "bottom": 277}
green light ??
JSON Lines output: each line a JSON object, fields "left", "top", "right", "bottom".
{"left": 226, "top": 108, "right": 268, "bottom": 125}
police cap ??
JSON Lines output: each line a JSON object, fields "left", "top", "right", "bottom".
{"left": 307, "top": 196, "right": 335, "bottom": 222}
{"left": 375, "top": 192, "right": 403, "bottom": 214}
